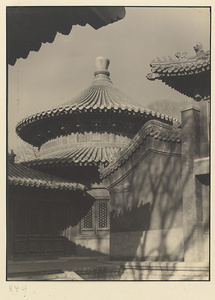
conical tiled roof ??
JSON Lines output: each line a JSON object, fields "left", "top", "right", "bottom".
{"left": 16, "top": 57, "right": 177, "bottom": 148}
{"left": 64, "top": 84, "right": 142, "bottom": 111}
{"left": 25, "top": 146, "right": 121, "bottom": 168}
{"left": 63, "top": 56, "right": 142, "bottom": 110}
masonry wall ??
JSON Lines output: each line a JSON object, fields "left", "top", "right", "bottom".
{"left": 103, "top": 137, "right": 183, "bottom": 261}
{"left": 67, "top": 186, "right": 110, "bottom": 257}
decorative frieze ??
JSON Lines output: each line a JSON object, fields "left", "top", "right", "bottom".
{"left": 39, "top": 132, "right": 130, "bottom": 157}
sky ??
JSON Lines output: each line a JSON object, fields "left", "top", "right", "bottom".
{"left": 8, "top": 6, "right": 210, "bottom": 151}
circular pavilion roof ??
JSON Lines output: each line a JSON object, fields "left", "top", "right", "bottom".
{"left": 63, "top": 56, "right": 143, "bottom": 110}
{"left": 16, "top": 57, "right": 176, "bottom": 147}
{"left": 24, "top": 146, "right": 121, "bottom": 168}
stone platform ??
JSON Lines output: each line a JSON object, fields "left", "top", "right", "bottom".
{"left": 7, "top": 258, "right": 209, "bottom": 281}
{"left": 120, "top": 261, "right": 209, "bottom": 280}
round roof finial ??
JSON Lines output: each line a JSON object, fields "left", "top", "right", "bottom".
{"left": 94, "top": 57, "right": 110, "bottom": 77}
{"left": 95, "top": 57, "right": 110, "bottom": 70}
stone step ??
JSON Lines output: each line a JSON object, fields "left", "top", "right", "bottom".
{"left": 7, "top": 260, "right": 209, "bottom": 281}
{"left": 76, "top": 265, "right": 122, "bottom": 280}
{"left": 7, "top": 271, "right": 83, "bottom": 281}
{"left": 7, "top": 269, "right": 63, "bottom": 278}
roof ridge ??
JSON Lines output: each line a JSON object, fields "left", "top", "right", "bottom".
{"left": 147, "top": 44, "right": 210, "bottom": 82}
{"left": 99, "top": 120, "right": 181, "bottom": 179}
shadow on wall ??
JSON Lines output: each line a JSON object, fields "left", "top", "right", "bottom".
{"left": 107, "top": 112, "right": 210, "bottom": 279}
{"left": 109, "top": 113, "right": 209, "bottom": 266}
{"left": 109, "top": 151, "right": 184, "bottom": 262}
{"left": 65, "top": 239, "right": 109, "bottom": 257}
{"left": 75, "top": 243, "right": 108, "bottom": 257}
{"left": 111, "top": 202, "right": 151, "bottom": 233}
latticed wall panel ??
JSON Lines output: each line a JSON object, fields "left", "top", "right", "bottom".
{"left": 98, "top": 202, "right": 109, "bottom": 229}
{"left": 81, "top": 200, "right": 109, "bottom": 234}
{"left": 83, "top": 207, "right": 94, "bottom": 229}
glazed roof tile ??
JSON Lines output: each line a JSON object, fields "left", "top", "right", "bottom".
{"left": 64, "top": 84, "right": 141, "bottom": 110}
{"left": 8, "top": 7, "right": 125, "bottom": 65}
{"left": 16, "top": 57, "right": 178, "bottom": 139}
{"left": 24, "top": 147, "right": 121, "bottom": 168}
{"left": 100, "top": 120, "right": 181, "bottom": 179}
{"left": 16, "top": 103, "right": 176, "bottom": 133}
{"left": 8, "top": 162, "right": 86, "bottom": 191}
{"left": 147, "top": 43, "right": 210, "bottom": 80}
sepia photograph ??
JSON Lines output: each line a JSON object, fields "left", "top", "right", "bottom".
{"left": 6, "top": 5, "right": 210, "bottom": 282}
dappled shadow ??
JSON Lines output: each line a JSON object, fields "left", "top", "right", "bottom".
{"left": 7, "top": 109, "right": 210, "bottom": 280}
{"left": 111, "top": 202, "right": 150, "bottom": 232}
{"left": 109, "top": 150, "right": 183, "bottom": 262}
{"left": 75, "top": 243, "right": 108, "bottom": 257}
{"left": 107, "top": 111, "right": 209, "bottom": 280}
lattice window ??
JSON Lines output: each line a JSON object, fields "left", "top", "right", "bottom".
{"left": 83, "top": 207, "right": 93, "bottom": 229}
{"left": 81, "top": 201, "right": 109, "bottom": 234}
{"left": 98, "top": 202, "right": 108, "bottom": 228}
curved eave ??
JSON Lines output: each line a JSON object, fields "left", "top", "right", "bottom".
{"left": 8, "top": 177, "right": 86, "bottom": 191}
{"left": 24, "top": 147, "right": 121, "bottom": 168}
{"left": 100, "top": 120, "right": 181, "bottom": 179}
{"left": 146, "top": 52, "right": 210, "bottom": 99}
{"left": 147, "top": 69, "right": 210, "bottom": 99}
{"left": 8, "top": 163, "right": 86, "bottom": 191}
{"left": 16, "top": 106, "right": 177, "bottom": 147}
{"left": 147, "top": 50, "right": 210, "bottom": 78}
{"left": 147, "top": 63, "right": 210, "bottom": 80}
{"left": 8, "top": 6, "right": 125, "bottom": 65}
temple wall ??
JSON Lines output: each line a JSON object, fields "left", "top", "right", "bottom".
{"left": 181, "top": 106, "right": 210, "bottom": 262}
{"left": 111, "top": 229, "right": 183, "bottom": 261}
{"left": 66, "top": 186, "right": 110, "bottom": 257}
{"left": 103, "top": 138, "right": 183, "bottom": 261}
{"left": 65, "top": 223, "right": 110, "bottom": 256}
{"left": 75, "top": 233, "right": 110, "bottom": 256}
{"left": 199, "top": 100, "right": 210, "bottom": 158}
